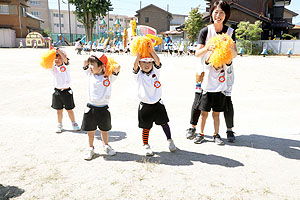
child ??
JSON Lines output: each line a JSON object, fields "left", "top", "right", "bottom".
{"left": 51, "top": 48, "right": 80, "bottom": 133}
{"left": 82, "top": 53, "right": 120, "bottom": 160}
{"left": 133, "top": 49, "right": 176, "bottom": 156}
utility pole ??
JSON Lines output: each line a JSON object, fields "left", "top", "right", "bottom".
{"left": 58, "top": 0, "right": 62, "bottom": 35}
{"left": 68, "top": 1, "right": 72, "bottom": 43}
{"left": 140, "top": 1, "right": 142, "bottom": 10}
{"left": 167, "top": 4, "right": 169, "bottom": 12}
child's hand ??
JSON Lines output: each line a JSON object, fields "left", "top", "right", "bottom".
{"left": 113, "top": 65, "right": 121, "bottom": 73}
{"left": 206, "top": 44, "right": 215, "bottom": 51}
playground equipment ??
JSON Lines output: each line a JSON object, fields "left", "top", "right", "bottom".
{"left": 130, "top": 20, "right": 136, "bottom": 37}
{"left": 287, "top": 48, "right": 293, "bottom": 58}
{"left": 261, "top": 48, "right": 268, "bottom": 57}
{"left": 54, "top": 34, "right": 70, "bottom": 46}
{"left": 238, "top": 48, "right": 245, "bottom": 56}
{"left": 26, "top": 32, "right": 45, "bottom": 48}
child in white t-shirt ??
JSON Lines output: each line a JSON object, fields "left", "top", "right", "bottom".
{"left": 81, "top": 53, "right": 120, "bottom": 160}
{"left": 51, "top": 48, "right": 80, "bottom": 133}
{"left": 133, "top": 50, "right": 176, "bottom": 156}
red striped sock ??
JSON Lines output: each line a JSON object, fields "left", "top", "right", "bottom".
{"left": 142, "top": 129, "right": 150, "bottom": 145}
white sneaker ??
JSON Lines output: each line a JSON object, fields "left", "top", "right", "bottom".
{"left": 56, "top": 124, "right": 63, "bottom": 133}
{"left": 168, "top": 139, "right": 176, "bottom": 152}
{"left": 84, "top": 147, "right": 95, "bottom": 160}
{"left": 103, "top": 145, "right": 116, "bottom": 156}
{"left": 72, "top": 122, "right": 80, "bottom": 131}
{"left": 144, "top": 144, "right": 154, "bottom": 156}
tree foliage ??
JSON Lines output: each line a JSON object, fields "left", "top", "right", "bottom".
{"left": 236, "top": 21, "right": 263, "bottom": 41}
{"left": 184, "top": 6, "right": 206, "bottom": 43}
{"left": 236, "top": 21, "right": 263, "bottom": 54}
{"left": 68, "top": 0, "right": 113, "bottom": 42}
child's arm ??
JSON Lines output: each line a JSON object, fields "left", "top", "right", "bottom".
{"left": 133, "top": 53, "right": 140, "bottom": 73}
{"left": 56, "top": 48, "right": 69, "bottom": 65}
{"left": 150, "top": 50, "right": 160, "bottom": 66}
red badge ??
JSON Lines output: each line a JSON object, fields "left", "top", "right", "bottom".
{"left": 154, "top": 81, "right": 161, "bottom": 88}
{"left": 60, "top": 66, "right": 66, "bottom": 72}
{"left": 103, "top": 79, "right": 110, "bottom": 87}
{"left": 219, "top": 76, "right": 225, "bottom": 83}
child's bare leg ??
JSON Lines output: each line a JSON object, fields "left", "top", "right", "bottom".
{"left": 66, "top": 109, "right": 76, "bottom": 122}
{"left": 100, "top": 130, "right": 108, "bottom": 146}
{"left": 57, "top": 109, "right": 63, "bottom": 124}
{"left": 87, "top": 131, "right": 96, "bottom": 147}
{"left": 200, "top": 111, "right": 208, "bottom": 133}
{"left": 212, "top": 111, "right": 220, "bottom": 134}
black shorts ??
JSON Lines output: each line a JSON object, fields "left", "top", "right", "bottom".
{"left": 51, "top": 88, "right": 75, "bottom": 110}
{"left": 199, "top": 92, "right": 226, "bottom": 112}
{"left": 81, "top": 104, "right": 112, "bottom": 131}
{"left": 138, "top": 100, "right": 169, "bottom": 129}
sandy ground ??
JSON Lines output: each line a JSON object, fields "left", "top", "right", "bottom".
{"left": 0, "top": 47, "right": 300, "bottom": 200}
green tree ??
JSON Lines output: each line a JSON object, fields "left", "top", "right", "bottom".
{"left": 184, "top": 6, "right": 206, "bottom": 43}
{"left": 236, "top": 21, "right": 263, "bottom": 54}
{"left": 68, "top": 0, "right": 112, "bottom": 42}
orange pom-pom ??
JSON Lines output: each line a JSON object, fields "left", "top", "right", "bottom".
{"left": 40, "top": 49, "right": 56, "bottom": 69}
{"left": 104, "top": 57, "right": 119, "bottom": 77}
{"left": 130, "top": 36, "right": 154, "bottom": 58}
{"left": 207, "top": 34, "right": 234, "bottom": 69}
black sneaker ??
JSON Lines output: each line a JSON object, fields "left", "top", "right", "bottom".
{"left": 226, "top": 130, "right": 235, "bottom": 143}
{"left": 186, "top": 127, "right": 196, "bottom": 139}
{"left": 193, "top": 133, "right": 205, "bottom": 144}
{"left": 213, "top": 134, "right": 225, "bottom": 145}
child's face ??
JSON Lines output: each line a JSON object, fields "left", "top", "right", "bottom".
{"left": 54, "top": 54, "right": 63, "bottom": 66}
{"left": 139, "top": 61, "right": 153, "bottom": 73}
{"left": 89, "top": 62, "right": 104, "bottom": 74}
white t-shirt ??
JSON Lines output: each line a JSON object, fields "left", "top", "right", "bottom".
{"left": 86, "top": 70, "right": 117, "bottom": 106}
{"left": 201, "top": 24, "right": 234, "bottom": 93}
{"left": 133, "top": 65, "right": 162, "bottom": 104}
{"left": 51, "top": 64, "right": 71, "bottom": 89}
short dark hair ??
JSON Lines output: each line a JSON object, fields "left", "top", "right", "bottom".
{"left": 210, "top": 0, "right": 231, "bottom": 24}
{"left": 88, "top": 55, "right": 103, "bottom": 67}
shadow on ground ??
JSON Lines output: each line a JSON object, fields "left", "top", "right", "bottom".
{"left": 63, "top": 129, "right": 127, "bottom": 143}
{"left": 226, "top": 134, "right": 300, "bottom": 160}
{"left": 0, "top": 184, "right": 24, "bottom": 200}
{"left": 102, "top": 148, "right": 244, "bottom": 167}
{"left": 95, "top": 130, "right": 127, "bottom": 143}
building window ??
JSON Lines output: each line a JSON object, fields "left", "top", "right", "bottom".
{"left": 31, "top": 11, "right": 41, "bottom": 17}
{"left": 109, "top": 18, "right": 113, "bottom": 21}
{"left": 54, "top": 23, "right": 64, "bottom": 28}
{"left": 30, "top": 1, "right": 40, "bottom": 6}
{"left": 53, "top": 13, "right": 63, "bottom": 18}
{"left": 77, "top": 24, "right": 84, "bottom": 29}
{"left": 119, "top": 19, "right": 123, "bottom": 22}
{"left": 0, "top": 5, "right": 9, "bottom": 14}
{"left": 145, "top": 17, "right": 149, "bottom": 23}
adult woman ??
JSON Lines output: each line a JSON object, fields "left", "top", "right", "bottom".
{"left": 192, "top": 0, "right": 237, "bottom": 145}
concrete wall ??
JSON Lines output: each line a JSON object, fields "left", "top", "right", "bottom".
{"left": 137, "top": 6, "right": 171, "bottom": 33}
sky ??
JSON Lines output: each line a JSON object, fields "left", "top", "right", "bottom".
{"left": 48, "top": 0, "right": 300, "bottom": 24}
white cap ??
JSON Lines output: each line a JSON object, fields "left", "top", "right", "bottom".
{"left": 140, "top": 57, "right": 154, "bottom": 62}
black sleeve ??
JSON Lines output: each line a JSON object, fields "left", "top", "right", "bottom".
{"left": 197, "top": 27, "right": 208, "bottom": 45}
{"left": 133, "top": 67, "right": 140, "bottom": 74}
{"left": 153, "top": 62, "right": 162, "bottom": 69}
{"left": 231, "top": 29, "right": 236, "bottom": 42}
